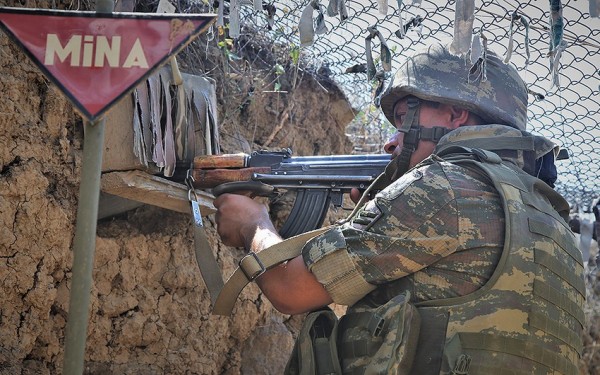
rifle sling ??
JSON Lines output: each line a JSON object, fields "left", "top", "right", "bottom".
{"left": 191, "top": 201, "right": 224, "bottom": 305}
{"left": 212, "top": 226, "right": 331, "bottom": 316}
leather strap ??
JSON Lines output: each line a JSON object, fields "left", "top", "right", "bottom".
{"left": 212, "top": 226, "right": 331, "bottom": 316}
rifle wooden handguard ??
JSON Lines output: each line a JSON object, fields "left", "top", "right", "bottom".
{"left": 193, "top": 153, "right": 248, "bottom": 169}
{"left": 191, "top": 167, "right": 271, "bottom": 188}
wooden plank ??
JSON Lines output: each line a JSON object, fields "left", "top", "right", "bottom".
{"left": 98, "top": 192, "right": 145, "bottom": 220}
{"left": 100, "top": 170, "right": 216, "bottom": 216}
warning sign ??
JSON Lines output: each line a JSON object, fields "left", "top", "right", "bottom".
{"left": 0, "top": 7, "right": 215, "bottom": 121}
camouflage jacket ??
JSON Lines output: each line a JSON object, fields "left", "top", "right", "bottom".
{"left": 302, "top": 126, "right": 510, "bottom": 307}
{"left": 299, "top": 124, "right": 584, "bottom": 374}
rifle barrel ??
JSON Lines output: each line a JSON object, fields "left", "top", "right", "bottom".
{"left": 283, "top": 154, "right": 390, "bottom": 166}
{"left": 254, "top": 174, "right": 379, "bottom": 182}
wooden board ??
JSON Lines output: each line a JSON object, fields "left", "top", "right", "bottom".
{"left": 98, "top": 192, "right": 145, "bottom": 220}
{"left": 100, "top": 170, "right": 216, "bottom": 216}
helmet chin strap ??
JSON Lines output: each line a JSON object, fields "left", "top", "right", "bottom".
{"left": 382, "top": 97, "right": 454, "bottom": 186}
{"left": 384, "top": 96, "right": 420, "bottom": 183}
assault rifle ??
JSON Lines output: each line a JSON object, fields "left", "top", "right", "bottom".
{"left": 191, "top": 149, "right": 390, "bottom": 238}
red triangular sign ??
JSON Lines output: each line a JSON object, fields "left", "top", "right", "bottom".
{"left": 0, "top": 7, "right": 215, "bottom": 121}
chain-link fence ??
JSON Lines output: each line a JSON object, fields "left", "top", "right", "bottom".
{"left": 202, "top": 0, "right": 599, "bottom": 210}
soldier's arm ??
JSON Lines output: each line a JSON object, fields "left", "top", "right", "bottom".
{"left": 214, "top": 193, "right": 333, "bottom": 315}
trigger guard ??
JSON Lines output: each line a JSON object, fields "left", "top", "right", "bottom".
{"left": 212, "top": 181, "right": 276, "bottom": 197}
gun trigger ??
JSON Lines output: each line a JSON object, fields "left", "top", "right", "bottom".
{"left": 330, "top": 192, "right": 343, "bottom": 207}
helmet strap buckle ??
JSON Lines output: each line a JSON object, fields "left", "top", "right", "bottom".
{"left": 399, "top": 96, "right": 421, "bottom": 134}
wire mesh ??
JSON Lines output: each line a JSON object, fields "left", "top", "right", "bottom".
{"left": 215, "top": 0, "right": 600, "bottom": 209}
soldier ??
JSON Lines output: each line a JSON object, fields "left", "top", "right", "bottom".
{"left": 214, "top": 41, "right": 585, "bottom": 374}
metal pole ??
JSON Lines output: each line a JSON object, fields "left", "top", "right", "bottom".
{"left": 62, "top": 2, "right": 113, "bottom": 374}
{"left": 62, "top": 119, "right": 105, "bottom": 375}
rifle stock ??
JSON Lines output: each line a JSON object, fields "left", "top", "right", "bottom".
{"left": 192, "top": 150, "right": 390, "bottom": 237}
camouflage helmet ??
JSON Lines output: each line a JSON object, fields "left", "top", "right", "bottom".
{"left": 379, "top": 41, "right": 528, "bottom": 130}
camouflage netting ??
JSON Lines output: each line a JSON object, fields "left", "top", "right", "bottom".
{"left": 0, "top": 0, "right": 599, "bottom": 374}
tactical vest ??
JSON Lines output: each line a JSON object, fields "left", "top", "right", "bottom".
{"left": 408, "top": 147, "right": 584, "bottom": 374}
{"left": 325, "top": 146, "right": 585, "bottom": 375}
{"left": 285, "top": 145, "right": 586, "bottom": 375}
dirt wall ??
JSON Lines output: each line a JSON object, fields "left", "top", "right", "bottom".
{"left": 0, "top": 6, "right": 354, "bottom": 374}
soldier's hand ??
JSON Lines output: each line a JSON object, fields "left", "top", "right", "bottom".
{"left": 350, "top": 188, "right": 363, "bottom": 204}
{"left": 213, "top": 193, "right": 271, "bottom": 248}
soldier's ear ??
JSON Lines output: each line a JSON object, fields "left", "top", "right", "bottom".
{"left": 449, "top": 106, "right": 470, "bottom": 128}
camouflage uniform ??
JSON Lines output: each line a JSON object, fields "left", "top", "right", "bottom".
{"left": 284, "top": 41, "right": 585, "bottom": 375}
{"left": 295, "top": 125, "right": 585, "bottom": 375}
{"left": 302, "top": 131, "right": 504, "bottom": 306}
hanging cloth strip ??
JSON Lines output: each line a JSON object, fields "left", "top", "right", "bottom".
{"left": 299, "top": 1, "right": 316, "bottom": 46}
{"left": 326, "top": 0, "right": 338, "bottom": 15}
{"left": 171, "top": 58, "right": 188, "bottom": 163}
{"left": 548, "top": 0, "right": 564, "bottom": 53}
{"left": 591, "top": 0, "right": 600, "bottom": 18}
{"left": 378, "top": 0, "right": 388, "bottom": 15}
{"left": 132, "top": 87, "right": 147, "bottom": 167}
{"left": 327, "top": 0, "right": 348, "bottom": 20}
{"left": 339, "top": 0, "right": 348, "bottom": 20}
{"left": 579, "top": 218, "right": 594, "bottom": 264}
{"left": 299, "top": 0, "right": 327, "bottom": 47}
{"left": 402, "top": 0, "right": 425, "bottom": 37}
{"left": 147, "top": 74, "right": 165, "bottom": 169}
{"left": 262, "top": 3, "right": 276, "bottom": 30}
{"left": 315, "top": 2, "right": 328, "bottom": 35}
{"left": 365, "top": 25, "right": 392, "bottom": 81}
{"left": 216, "top": 0, "right": 225, "bottom": 35}
{"left": 158, "top": 68, "right": 177, "bottom": 177}
{"left": 182, "top": 73, "right": 220, "bottom": 156}
{"left": 468, "top": 32, "right": 488, "bottom": 83}
{"left": 395, "top": 15, "right": 423, "bottom": 38}
{"left": 155, "top": 0, "right": 178, "bottom": 177}
{"left": 504, "top": 10, "right": 531, "bottom": 65}
{"left": 134, "top": 80, "right": 153, "bottom": 166}
{"left": 130, "top": 0, "right": 154, "bottom": 167}
{"left": 254, "top": 0, "right": 262, "bottom": 11}
{"left": 396, "top": 0, "right": 405, "bottom": 38}
{"left": 229, "top": 0, "right": 241, "bottom": 38}
{"left": 373, "top": 70, "right": 387, "bottom": 107}
{"left": 548, "top": 0, "right": 566, "bottom": 87}
{"left": 450, "top": 0, "right": 475, "bottom": 57}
